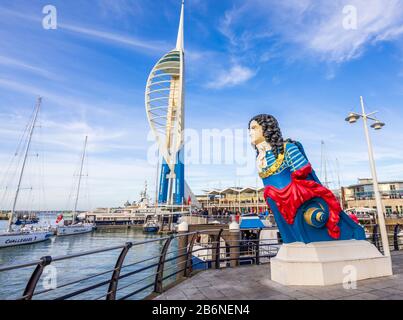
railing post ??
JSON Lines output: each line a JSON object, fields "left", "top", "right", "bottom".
{"left": 394, "top": 224, "right": 400, "bottom": 251}
{"left": 154, "top": 235, "right": 174, "bottom": 294}
{"left": 214, "top": 229, "right": 224, "bottom": 269}
{"left": 106, "top": 242, "right": 133, "bottom": 300}
{"left": 372, "top": 224, "right": 380, "bottom": 250}
{"left": 22, "top": 256, "right": 52, "bottom": 300}
{"left": 184, "top": 232, "right": 198, "bottom": 277}
{"left": 255, "top": 229, "right": 262, "bottom": 265}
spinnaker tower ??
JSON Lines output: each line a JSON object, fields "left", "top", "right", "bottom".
{"left": 145, "top": 1, "right": 186, "bottom": 206}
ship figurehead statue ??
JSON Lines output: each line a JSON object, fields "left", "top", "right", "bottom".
{"left": 249, "top": 114, "right": 366, "bottom": 244}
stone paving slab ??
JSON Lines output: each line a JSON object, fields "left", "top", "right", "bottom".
{"left": 154, "top": 252, "right": 403, "bottom": 300}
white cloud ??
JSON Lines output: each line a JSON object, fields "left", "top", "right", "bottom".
{"left": 0, "top": 77, "right": 116, "bottom": 117}
{"left": 302, "top": 0, "right": 403, "bottom": 62}
{"left": 219, "top": 0, "right": 403, "bottom": 63}
{"left": 59, "top": 23, "right": 169, "bottom": 54}
{"left": 97, "top": 0, "right": 144, "bottom": 18}
{"left": 207, "top": 64, "right": 256, "bottom": 89}
{"left": 0, "top": 56, "right": 56, "bottom": 80}
{"left": 0, "top": 152, "right": 156, "bottom": 210}
{"left": 0, "top": 6, "right": 169, "bottom": 55}
{"left": 0, "top": 110, "right": 153, "bottom": 210}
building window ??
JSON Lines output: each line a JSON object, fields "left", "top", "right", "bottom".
{"left": 385, "top": 206, "right": 392, "bottom": 215}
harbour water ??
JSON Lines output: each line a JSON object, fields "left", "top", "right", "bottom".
{"left": 0, "top": 215, "right": 176, "bottom": 300}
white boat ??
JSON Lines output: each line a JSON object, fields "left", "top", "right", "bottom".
{"left": 191, "top": 226, "right": 282, "bottom": 267}
{"left": 364, "top": 227, "right": 372, "bottom": 239}
{"left": 82, "top": 182, "right": 187, "bottom": 228}
{"left": 191, "top": 234, "right": 227, "bottom": 268}
{"left": 56, "top": 223, "right": 94, "bottom": 236}
{"left": 345, "top": 207, "right": 377, "bottom": 222}
{"left": 143, "top": 217, "right": 160, "bottom": 233}
{"left": 56, "top": 136, "right": 95, "bottom": 237}
{"left": 0, "top": 229, "right": 53, "bottom": 248}
{"left": 0, "top": 98, "right": 54, "bottom": 249}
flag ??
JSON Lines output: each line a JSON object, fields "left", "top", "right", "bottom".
{"left": 56, "top": 214, "right": 64, "bottom": 224}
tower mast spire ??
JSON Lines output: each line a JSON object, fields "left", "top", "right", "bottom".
{"left": 145, "top": 0, "right": 186, "bottom": 206}
{"left": 176, "top": 0, "right": 184, "bottom": 51}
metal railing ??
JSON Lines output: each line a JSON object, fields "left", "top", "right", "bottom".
{"left": 0, "top": 228, "right": 280, "bottom": 300}
{"left": 365, "top": 223, "right": 402, "bottom": 254}
{"left": 1, "top": 224, "right": 401, "bottom": 300}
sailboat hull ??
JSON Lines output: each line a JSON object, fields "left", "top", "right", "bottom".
{"left": 143, "top": 226, "right": 159, "bottom": 233}
{"left": 0, "top": 231, "right": 52, "bottom": 248}
{"left": 56, "top": 224, "right": 94, "bottom": 236}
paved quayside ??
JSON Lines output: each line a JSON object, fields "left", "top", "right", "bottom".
{"left": 154, "top": 252, "right": 403, "bottom": 300}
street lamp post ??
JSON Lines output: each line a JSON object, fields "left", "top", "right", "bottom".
{"left": 345, "top": 96, "right": 390, "bottom": 256}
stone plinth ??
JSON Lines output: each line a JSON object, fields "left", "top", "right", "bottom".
{"left": 271, "top": 240, "right": 393, "bottom": 286}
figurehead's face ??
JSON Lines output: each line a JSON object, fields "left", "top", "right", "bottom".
{"left": 249, "top": 120, "right": 266, "bottom": 146}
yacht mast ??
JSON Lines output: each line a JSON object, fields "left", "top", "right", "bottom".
{"left": 155, "top": 153, "right": 160, "bottom": 214}
{"left": 336, "top": 158, "right": 343, "bottom": 208}
{"left": 8, "top": 97, "right": 42, "bottom": 232}
{"left": 320, "top": 140, "right": 329, "bottom": 188}
{"left": 73, "top": 136, "right": 88, "bottom": 223}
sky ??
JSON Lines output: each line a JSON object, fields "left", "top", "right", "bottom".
{"left": 0, "top": 0, "right": 403, "bottom": 210}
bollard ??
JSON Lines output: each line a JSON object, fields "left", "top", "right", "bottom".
{"left": 177, "top": 221, "right": 189, "bottom": 279}
{"left": 228, "top": 221, "right": 240, "bottom": 267}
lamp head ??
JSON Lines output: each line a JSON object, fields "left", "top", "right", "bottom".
{"left": 371, "top": 121, "right": 385, "bottom": 130}
{"left": 345, "top": 112, "right": 360, "bottom": 124}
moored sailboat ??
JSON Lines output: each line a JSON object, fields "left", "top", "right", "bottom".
{"left": 0, "top": 97, "right": 53, "bottom": 248}
{"left": 56, "top": 136, "right": 94, "bottom": 236}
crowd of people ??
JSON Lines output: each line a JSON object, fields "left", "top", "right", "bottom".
{"left": 190, "top": 207, "right": 271, "bottom": 223}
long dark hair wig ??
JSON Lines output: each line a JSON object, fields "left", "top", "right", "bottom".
{"left": 248, "top": 114, "right": 294, "bottom": 159}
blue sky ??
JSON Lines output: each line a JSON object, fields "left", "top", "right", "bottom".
{"left": 0, "top": 0, "right": 403, "bottom": 210}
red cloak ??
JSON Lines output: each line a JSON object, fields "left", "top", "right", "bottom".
{"left": 263, "top": 164, "right": 341, "bottom": 239}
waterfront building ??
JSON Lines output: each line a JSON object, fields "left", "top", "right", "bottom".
{"left": 196, "top": 178, "right": 403, "bottom": 217}
{"left": 195, "top": 187, "right": 267, "bottom": 214}
{"left": 342, "top": 178, "right": 403, "bottom": 215}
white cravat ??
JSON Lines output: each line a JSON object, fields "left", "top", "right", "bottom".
{"left": 256, "top": 141, "right": 271, "bottom": 173}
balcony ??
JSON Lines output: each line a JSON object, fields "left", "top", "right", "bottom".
{"left": 353, "top": 190, "right": 403, "bottom": 200}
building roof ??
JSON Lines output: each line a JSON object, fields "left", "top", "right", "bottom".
{"left": 219, "top": 187, "right": 242, "bottom": 195}
{"left": 240, "top": 187, "right": 258, "bottom": 193}
{"left": 240, "top": 216, "right": 265, "bottom": 229}
{"left": 347, "top": 180, "right": 403, "bottom": 188}
{"left": 202, "top": 187, "right": 263, "bottom": 196}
